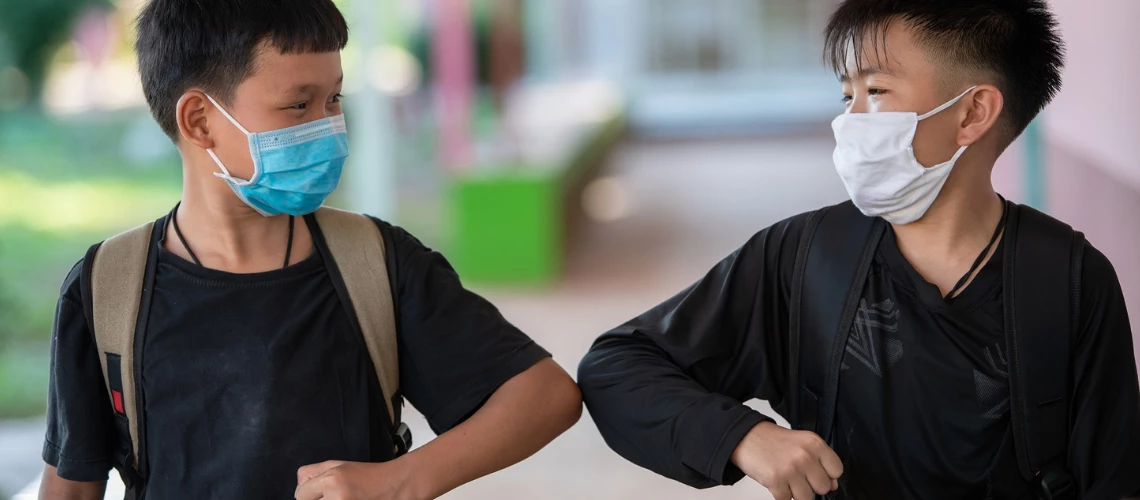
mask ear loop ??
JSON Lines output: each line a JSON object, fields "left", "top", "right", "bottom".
{"left": 947, "top": 143, "right": 970, "bottom": 165}
{"left": 913, "top": 86, "right": 977, "bottom": 170}
{"left": 917, "top": 86, "right": 979, "bottom": 121}
{"left": 203, "top": 93, "right": 257, "bottom": 186}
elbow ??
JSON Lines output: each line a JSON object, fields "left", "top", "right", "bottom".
{"left": 531, "top": 358, "right": 583, "bottom": 433}
{"left": 575, "top": 342, "right": 610, "bottom": 410}
{"left": 555, "top": 369, "right": 584, "bottom": 431}
{"left": 576, "top": 349, "right": 595, "bottom": 385}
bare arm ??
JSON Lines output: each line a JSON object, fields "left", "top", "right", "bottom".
{"left": 295, "top": 358, "right": 582, "bottom": 500}
{"left": 39, "top": 465, "right": 107, "bottom": 500}
{"left": 402, "top": 358, "right": 581, "bottom": 498}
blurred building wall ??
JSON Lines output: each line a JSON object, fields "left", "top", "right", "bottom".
{"left": 1017, "top": 0, "right": 1140, "bottom": 360}
{"left": 578, "top": 0, "right": 842, "bottom": 136}
{"left": 1046, "top": 0, "right": 1140, "bottom": 189}
{"left": 1050, "top": 0, "right": 1140, "bottom": 343}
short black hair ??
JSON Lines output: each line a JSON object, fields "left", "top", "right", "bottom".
{"left": 135, "top": 0, "right": 349, "bottom": 141}
{"left": 824, "top": 0, "right": 1064, "bottom": 143}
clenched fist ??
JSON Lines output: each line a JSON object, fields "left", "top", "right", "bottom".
{"left": 294, "top": 460, "right": 417, "bottom": 500}
{"left": 731, "top": 421, "right": 844, "bottom": 500}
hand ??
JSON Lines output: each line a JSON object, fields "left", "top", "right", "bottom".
{"left": 295, "top": 460, "right": 416, "bottom": 500}
{"left": 730, "top": 421, "right": 843, "bottom": 500}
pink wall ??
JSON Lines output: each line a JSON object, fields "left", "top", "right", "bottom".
{"left": 1044, "top": 0, "right": 1140, "bottom": 190}
{"left": 1015, "top": 0, "right": 1140, "bottom": 363}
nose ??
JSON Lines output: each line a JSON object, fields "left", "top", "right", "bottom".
{"left": 847, "top": 96, "right": 869, "bottom": 114}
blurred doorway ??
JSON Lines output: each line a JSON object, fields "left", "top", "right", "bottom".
{"left": 583, "top": 0, "right": 841, "bottom": 135}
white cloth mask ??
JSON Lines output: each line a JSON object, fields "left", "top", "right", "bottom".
{"left": 832, "top": 86, "right": 978, "bottom": 225}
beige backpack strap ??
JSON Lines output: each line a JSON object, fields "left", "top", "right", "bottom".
{"left": 314, "top": 207, "right": 401, "bottom": 428}
{"left": 90, "top": 221, "right": 155, "bottom": 470}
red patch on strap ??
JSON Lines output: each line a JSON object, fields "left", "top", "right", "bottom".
{"left": 111, "top": 390, "right": 125, "bottom": 414}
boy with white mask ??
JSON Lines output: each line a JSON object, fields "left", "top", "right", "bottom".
{"left": 38, "top": 1, "right": 581, "bottom": 499}
{"left": 579, "top": 1, "right": 1140, "bottom": 499}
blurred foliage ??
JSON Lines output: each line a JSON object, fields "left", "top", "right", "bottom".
{"left": 0, "top": 253, "right": 24, "bottom": 348}
{"left": 0, "top": 0, "right": 113, "bottom": 100}
{"left": 0, "top": 345, "right": 51, "bottom": 419}
{"left": 0, "top": 109, "right": 180, "bottom": 418}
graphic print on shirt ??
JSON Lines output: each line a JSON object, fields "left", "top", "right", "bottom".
{"left": 974, "top": 343, "right": 1010, "bottom": 419}
{"left": 842, "top": 298, "right": 904, "bottom": 376}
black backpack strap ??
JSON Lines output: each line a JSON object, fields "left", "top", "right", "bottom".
{"left": 1003, "top": 204, "right": 1082, "bottom": 500}
{"left": 790, "top": 201, "right": 885, "bottom": 441}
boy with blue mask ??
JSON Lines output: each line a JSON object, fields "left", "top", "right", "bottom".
{"left": 39, "top": 1, "right": 582, "bottom": 499}
{"left": 579, "top": 1, "right": 1140, "bottom": 499}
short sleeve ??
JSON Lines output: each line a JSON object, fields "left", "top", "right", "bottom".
{"left": 42, "top": 260, "right": 116, "bottom": 481}
{"left": 375, "top": 221, "right": 551, "bottom": 434}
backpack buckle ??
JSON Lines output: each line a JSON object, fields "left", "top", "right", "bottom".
{"left": 1037, "top": 467, "right": 1075, "bottom": 500}
{"left": 394, "top": 422, "right": 413, "bottom": 455}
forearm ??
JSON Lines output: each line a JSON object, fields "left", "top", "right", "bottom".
{"left": 579, "top": 333, "right": 770, "bottom": 487}
{"left": 401, "top": 358, "right": 581, "bottom": 499}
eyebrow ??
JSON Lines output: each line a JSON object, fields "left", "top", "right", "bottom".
{"left": 285, "top": 74, "right": 345, "bottom": 97}
{"left": 840, "top": 66, "right": 895, "bottom": 83}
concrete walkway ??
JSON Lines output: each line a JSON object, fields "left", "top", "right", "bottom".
{"left": 446, "top": 133, "right": 844, "bottom": 499}
{"left": 8, "top": 133, "right": 845, "bottom": 499}
{"left": 0, "top": 419, "right": 45, "bottom": 499}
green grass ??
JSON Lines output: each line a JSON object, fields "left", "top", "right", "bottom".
{"left": 0, "top": 110, "right": 181, "bottom": 418}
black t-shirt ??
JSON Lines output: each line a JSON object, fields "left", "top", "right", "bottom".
{"left": 832, "top": 229, "right": 1026, "bottom": 499}
{"left": 43, "top": 213, "right": 550, "bottom": 499}
{"left": 578, "top": 206, "right": 1140, "bottom": 499}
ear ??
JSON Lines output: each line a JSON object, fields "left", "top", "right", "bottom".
{"left": 957, "top": 84, "right": 1004, "bottom": 147}
{"left": 176, "top": 91, "right": 216, "bottom": 150}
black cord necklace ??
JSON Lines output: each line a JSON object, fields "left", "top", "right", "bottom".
{"left": 944, "top": 200, "right": 1008, "bottom": 299}
{"left": 171, "top": 205, "right": 294, "bottom": 269}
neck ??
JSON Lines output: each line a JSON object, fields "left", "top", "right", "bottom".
{"left": 891, "top": 160, "right": 1004, "bottom": 295}
{"left": 894, "top": 177, "right": 1001, "bottom": 249}
{"left": 171, "top": 163, "right": 309, "bottom": 273}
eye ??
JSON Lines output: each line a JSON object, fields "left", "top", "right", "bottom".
{"left": 329, "top": 93, "right": 344, "bottom": 104}
{"left": 842, "top": 94, "right": 853, "bottom": 103}
{"left": 868, "top": 88, "right": 888, "bottom": 96}
{"left": 290, "top": 102, "right": 308, "bottom": 111}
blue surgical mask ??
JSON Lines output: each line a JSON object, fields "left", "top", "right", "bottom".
{"left": 204, "top": 94, "right": 349, "bottom": 217}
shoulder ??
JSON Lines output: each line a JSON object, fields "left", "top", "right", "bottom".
{"left": 60, "top": 217, "right": 165, "bottom": 305}
{"left": 59, "top": 255, "right": 88, "bottom": 306}
{"left": 358, "top": 216, "right": 454, "bottom": 288}
{"left": 736, "top": 204, "right": 844, "bottom": 266}
{"left": 362, "top": 216, "right": 435, "bottom": 265}
{"left": 760, "top": 201, "right": 864, "bottom": 243}
{"left": 315, "top": 209, "right": 429, "bottom": 262}
{"left": 1008, "top": 204, "right": 1114, "bottom": 285}
{"left": 742, "top": 206, "right": 826, "bottom": 248}
{"left": 364, "top": 216, "right": 421, "bottom": 247}
{"left": 1079, "top": 240, "right": 1118, "bottom": 285}
{"left": 763, "top": 208, "right": 820, "bottom": 240}
{"left": 1072, "top": 238, "right": 1131, "bottom": 346}
{"left": 1078, "top": 239, "right": 1123, "bottom": 306}
{"left": 718, "top": 206, "right": 836, "bottom": 294}
{"left": 1008, "top": 206, "right": 1122, "bottom": 310}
